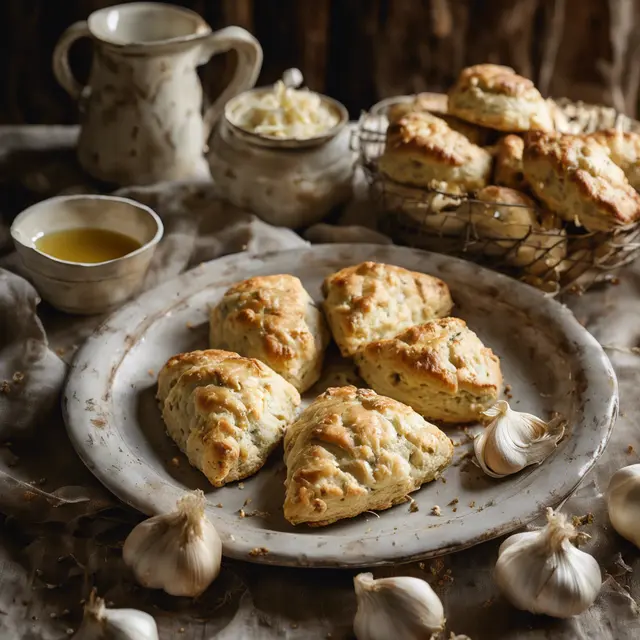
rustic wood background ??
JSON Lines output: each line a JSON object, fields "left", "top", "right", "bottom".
{"left": 1, "top": 0, "right": 640, "bottom": 124}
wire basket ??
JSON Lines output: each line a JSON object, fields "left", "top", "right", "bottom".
{"left": 354, "top": 95, "right": 640, "bottom": 296}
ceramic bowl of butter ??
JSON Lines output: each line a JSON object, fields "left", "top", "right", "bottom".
{"left": 208, "top": 76, "right": 355, "bottom": 228}
{"left": 10, "top": 194, "right": 163, "bottom": 314}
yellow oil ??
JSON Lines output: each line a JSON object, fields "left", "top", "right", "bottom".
{"left": 35, "top": 228, "right": 141, "bottom": 263}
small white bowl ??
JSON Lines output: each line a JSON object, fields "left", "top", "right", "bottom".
{"left": 10, "top": 194, "right": 164, "bottom": 315}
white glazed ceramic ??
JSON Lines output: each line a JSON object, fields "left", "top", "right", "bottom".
{"left": 53, "top": 2, "right": 263, "bottom": 186}
{"left": 63, "top": 245, "right": 617, "bottom": 567}
{"left": 11, "top": 195, "right": 163, "bottom": 315}
{"left": 208, "top": 88, "right": 355, "bottom": 228}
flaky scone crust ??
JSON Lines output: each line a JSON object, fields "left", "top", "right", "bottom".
{"left": 322, "top": 261, "right": 453, "bottom": 357}
{"left": 448, "top": 64, "right": 553, "bottom": 132}
{"left": 586, "top": 129, "right": 640, "bottom": 191}
{"left": 523, "top": 131, "right": 640, "bottom": 231}
{"left": 494, "top": 135, "right": 527, "bottom": 191}
{"left": 210, "top": 274, "right": 330, "bottom": 393}
{"left": 378, "top": 111, "right": 492, "bottom": 191}
{"left": 355, "top": 318, "right": 502, "bottom": 423}
{"left": 157, "top": 349, "right": 300, "bottom": 487}
{"left": 283, "top": 386, "right": 453, "bottom": 526}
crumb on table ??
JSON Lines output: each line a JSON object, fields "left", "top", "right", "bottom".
{"left": 249, "top": 547, "right": 269, "bottom": 557}
{"left": 431, "top": 505, "right": 441, "bottom": 516}
{"left": 147, "top": 369, "right": 155, "bottom": 377}
{"left": 170, "top": 457, "right": 180, "bottom": 467}
{"left": 12, "top": 372, "right": 24, "bottom": 384}
{"left": 627, "top": 445, "right": 635, "bottom": 454}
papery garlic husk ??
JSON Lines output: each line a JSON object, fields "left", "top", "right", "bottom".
{"left": 474, "top": 400, "right": 566, "bottom": 478}
{"left": 607, "top": 463, "right": 640, "bottom": 548}
{"left": 494, "top": 508, "right": 601, "bottom": 617}
{"left": 353, "top": 572, "right": 445, "bottom": 640}
{"left": 74, "top": 591, "right": 159, "bottom": 640}
{"left": 123, "top": 490, "right": 222, "bottom": 597}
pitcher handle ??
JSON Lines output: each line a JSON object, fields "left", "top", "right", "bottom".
{"left": 200, "top": 26, "right": 263, "bottom": 140}
{"left": 53, "top": 21, "right": 91, "bottom": 100}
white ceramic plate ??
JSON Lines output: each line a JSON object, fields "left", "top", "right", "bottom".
{"left": 63, "top": 245, "right": 618, "bottom": 567}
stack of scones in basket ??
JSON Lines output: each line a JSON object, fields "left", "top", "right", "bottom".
{"left": 376, "top": 64, "right": 640, "bottom": 289}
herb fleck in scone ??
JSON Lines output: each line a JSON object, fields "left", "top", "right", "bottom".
{"left": 209, "top": 275, "right": 330, "bottom": 393}
{"left": 448, "top": 64, "right": 553, "bottom": 132}
{"left": 322, "top": 261, "right": 453, "bottom": 357}
{"left": 355, "top": 318, "right": 502, "bottom": 424}
{"left": 523, "top": 131, "right": 640, "bottom": 232}
{"left": 378, "top": 111, "right": 493, "bottom": 191}
{"left": 157, "top": 349, "right": 300, "bottom": 486}
{"left": 283, "top": 386, "right": 453, "bottom": 526}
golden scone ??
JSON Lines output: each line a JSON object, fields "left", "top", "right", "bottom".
{"left": 522, "top": 131, "right": 640, "bottom": 231}
{"left": 380, "top": 179, "right": 468, "bottom": 236}
{"left": 586, "top": 129, "right": 640, "bottom": 191}
{"left": 322, "top": 261, "right": 453, "bottom": 357}
{"left": 209, "top": 274, "right": 330, "bottom": 393}
{"left": 283, "top": 386, "right": 453, "bottom": 526}
{"left": 469, "top": 186, "right": 566, "bottom": 274}
{"left": 157, "top": 349, "right": 300, "bottom": 487}
{"left": 494, "top": 135, "right": 527, "bottom": 191}
{"left": 387, "top": 93, "right": 449, "bottom": 122}
{"left": 386, "top": 93, "right": 491, "bottom": 145}
{"left": 355, "top": 318, "right": 502, "bottom": 424}
{"left": 378, "top": 111, "right": 492, "bottom": 191}
{"left": 448, "top": 64, "right": 553, "bottom": 132}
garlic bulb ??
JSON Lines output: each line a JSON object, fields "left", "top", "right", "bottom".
{"left": 353, "top": 572, "right": 445, "bottom": 640}
{"left": 123, "top": 490, "right": 222, "bottom": 597}
{"left": 607, "top": 463, "right": 640, "bottom": 547}
{"left": 494, "top": 508, "right": 601, "bottom": 617}
{"left": 74, "top": 591, "right": 158, "bottom": 640}
{"left": 474, "top": 401, "right": 565, "bottom": 478}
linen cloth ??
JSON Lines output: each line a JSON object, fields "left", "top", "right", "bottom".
{"left": 0, "top": 126, "right": 639, "bottom": 639}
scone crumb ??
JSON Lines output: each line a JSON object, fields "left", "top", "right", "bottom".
{"left": 170, "top": 457, "right": 180, "bottom": 467}
{"left": 504, "top": 384, "right": 513, "bottom": 399}
{"left": 238, "top": 482, "right": 245, "bottom": 489}
{"left": 216, "top": 502, "right": 223, "bottom": 508}
{"left": 409, "top": 499, "right": 419, "bottom": 513}
{"left": 431, "top": 505, "right": 442, "bottom": 516}
{"left": 452, "top": 507, "right": 458, "bottom": 512}
{"left": 249, "top": 547, "right": 269, "bottom": 557}
{"left": 12, "top": 372, "right": 24, "bottom": 384}
{"left": 627, "top": 445, "right": 635, "bottom": 454}
{"left": 418, "top": 562, "right": 426, "bottom": 570}
{"left": 468, "top": 501, "right": 476, "bottom": 508}
{"left": 448, "top": 498, "right": 459, "bottom": 506}
{"left": 0, "top": 381, "right": 11, "bottom": 394}
{"left": 572, "top": 513, "right": 594, "bottom": 527}
{"left": 147, "top": 369, "right": 155, "bottom": 377}
{"left": 238, "top": 509, "right": 246, "bottom": 518}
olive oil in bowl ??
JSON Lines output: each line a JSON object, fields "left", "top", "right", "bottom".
{"left": 35, "top": 228, "right": 141, "bottom": 263}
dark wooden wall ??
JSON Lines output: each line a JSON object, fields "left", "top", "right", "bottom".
{"left": 1, "top": 0, "right": 639, "bottom": 125}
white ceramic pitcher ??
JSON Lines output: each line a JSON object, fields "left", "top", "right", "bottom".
{"left": 53, "top": 2, "right": 262, "bottom": 186}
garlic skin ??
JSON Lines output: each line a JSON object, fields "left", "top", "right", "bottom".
{"left": 353, "top": 572, "right": 445, "bottom": 640}
{"left": 74, "top": 591, "right": 158, "bottom": 640}
{"left": 123, "top": 490, "right": 222, "bottom": 597}
{"left": 494, "top": 508, "right": 601, "bottom": 617}
{"left": 474, "top": 400, "right": 565, "bottom": 478}
{"left": 607, "top": 463, "right": 640, "bottom": 548}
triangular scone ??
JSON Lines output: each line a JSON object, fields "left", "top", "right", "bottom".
{"left": 283, "top": 386, "right": 453, "bottom": 526}
{"left": 158, "top": 349, "right": 300, "bottom": 486}
{"left": 355, "top": 318, "right": 502, "bottom": 424}
{"left": 322, "top": 261, "right": 453, "bottom": 357}
{"left": 210, "top": 275, "right": 330, "bottom": 393}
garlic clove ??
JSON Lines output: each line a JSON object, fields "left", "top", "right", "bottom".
{"left": 494, "top": 508, "right": 601, "bottom": 618}
{"left": 607, "top": 463, "right": 640, "bottom": 548}
{"left": 474, "top": 400, "right": 565, "bottom": 478}
{"left": 74, "top": 590, "right": 159, "bottom": 640}
{"left": 123, "top": 490, "right": 222, "bottom": 597}
{"left": 353, "top": 572, "right": 445, "bottom": 640}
